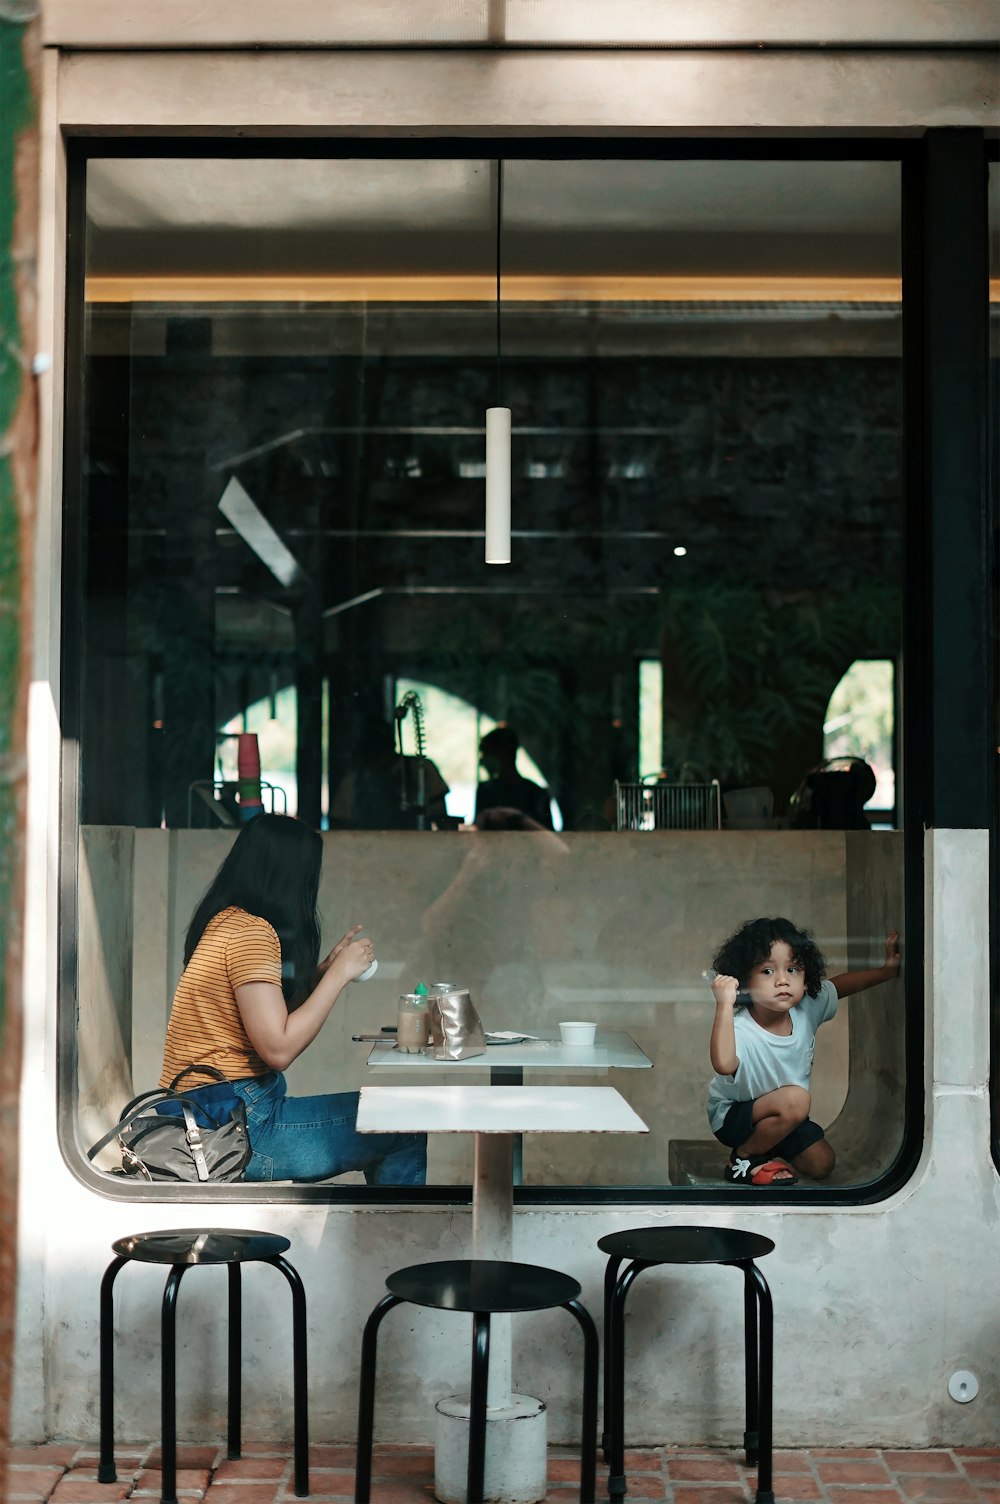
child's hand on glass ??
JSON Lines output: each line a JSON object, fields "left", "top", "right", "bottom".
{"left": 883, "top": 930, "right": 901, "bottom": 976}
{"left": 711, "top": 973, "right": 740, "bottom": 1009}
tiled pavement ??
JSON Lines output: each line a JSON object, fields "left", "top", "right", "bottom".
{"left": 4, "top": 1444, "right": 998, "bottom": 1504}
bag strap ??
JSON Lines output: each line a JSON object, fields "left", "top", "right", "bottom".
{"left": 118, "top": 1085, "right": 182, "bottom": 1118}
{"left": 181, "top": 1100, "right": 211, "bottom": 1183}
{"left": 86, "top": 1087, "right": 228, "bottom": 1163}
{"left": 169, "top": 1063, "right": 231, "bottom": 1091}
{"left": 86, "top": 1088, "right": 182, "bottom": 1161}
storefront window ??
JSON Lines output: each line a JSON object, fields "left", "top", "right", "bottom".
{"left": 69, "top": 150, "right": 909, "bottom": 1196}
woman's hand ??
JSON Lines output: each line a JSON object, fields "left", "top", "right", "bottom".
{"left": 338, "top": 935, "right": 376, "bottom": 982}
{"left": 711, "top": 973, "right": 740, "bottom": 1010}
{"left": 318, "top": 924, "right": 364, "bottom": 976}
{"left": 236, "top": 927, "right": 374, "bottom": 1073}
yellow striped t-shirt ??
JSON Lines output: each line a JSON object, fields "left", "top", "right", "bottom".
{"left": 160, "top": 906, "right": 282, "bottom": 1088}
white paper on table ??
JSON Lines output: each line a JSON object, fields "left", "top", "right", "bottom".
{"left": 485, "top": 1030, "right": 545, "bottom": 1043}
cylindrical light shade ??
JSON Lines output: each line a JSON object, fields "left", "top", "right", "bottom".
{"left": 485, "top": 406, "right": 511, "bottom": 564}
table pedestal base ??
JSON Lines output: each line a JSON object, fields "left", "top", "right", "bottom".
{"left": 434, "top": 1393, "right": 546, "bottom": 1504}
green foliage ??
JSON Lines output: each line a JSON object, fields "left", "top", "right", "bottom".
{"left": 0, "top": 17, "right": 36, "bottom": 1041}
{"left": 415, "top": 584, "right": 898, "bottom": 789}
{"left": 658, "top": 582, "right": 900, "bottom": 783}
{"left": 430, "top": 600, "right": 586, "bottom": 736}
{"left": 1, "top": 18, "right": 35, "bottom": 436}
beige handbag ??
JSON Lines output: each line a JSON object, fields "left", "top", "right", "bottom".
{"left": 427, "top": 988, "right": 486, "bottom": 1061}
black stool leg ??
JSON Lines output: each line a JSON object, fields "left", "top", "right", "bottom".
{"left": 741, "top": 1263, "right": 759, "bottom": 1465}
{"left": 601, "top": 1256, "right": 623, "bottom": 1460}
{"left": 747, "top": 1263, "right": 774, "bottom": 1504}
{"left": 227, "top": 1264, "right": 242, "bottom": 1460}
{"left": 355, "top": 1294, "right": 403, "bottom": 1504}
{"left": 467, "top": 1311, "right": 491, "bottom": 1504}
{"left": 271, "top": 1256, "right": 310, "bottom": 1497}
{"left": 607, "top": 1261, "right": 643, "bottom": 1501}
{"left": 160, "top": 1265, "right": 188, "bottom": 1504}
{"left": 564, "top": 1299, "right": 599, "bottom": 1504}
{"left": 98, "top": 1256, "right": 128, "bottom": 1484}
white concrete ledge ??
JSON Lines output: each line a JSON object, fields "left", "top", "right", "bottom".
{"left": 55, "top": 49, "right": 997, "bottom": 134}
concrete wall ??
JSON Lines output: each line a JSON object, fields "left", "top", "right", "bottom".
{"left": 76, "top": 825, "right": 135, "bottom": 1168}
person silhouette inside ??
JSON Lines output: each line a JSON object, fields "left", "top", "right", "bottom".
{"left": 331, "top": 718, "right": 450, "bottom": 830}
{"left": 474, "top": 725, "right": 553, "bottom": 830}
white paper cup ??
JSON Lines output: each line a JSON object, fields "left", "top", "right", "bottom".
{"left": 559, "top": 1021, "right": 597, "bottom": 1049}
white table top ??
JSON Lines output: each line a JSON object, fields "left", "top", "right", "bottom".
{"left": 356, "top": 1084, "right": 649, "bottom": 1136}
{"left": 366, "top": 1029, "right": 651, "bottom": 1072}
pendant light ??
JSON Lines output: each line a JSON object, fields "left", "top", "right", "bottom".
{"left": 485, "top": 159, "right": 511, "bottom": 564}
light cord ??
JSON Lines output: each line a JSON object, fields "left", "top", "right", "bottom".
{"left": 495, "top": 159, "right": 503, "bottom": 407}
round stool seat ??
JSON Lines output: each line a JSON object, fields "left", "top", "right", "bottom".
{"left": 599, "top": 1226, "right": 776, "bottom": 1504}
{"left": 100, "top": 1229, "right": 308, "bottom": 1504}
{"left": 112, "top": 1228, "right": 291, "bottom": 1266}
{"left": 357, "top": 1259, "right": 598, "bottom": 1504}
{"left": 597, "top": 1225, "right": 774, "bottom": 1265}
{"left": 386, "top": 1258, "right": 581, "bottom": 1313}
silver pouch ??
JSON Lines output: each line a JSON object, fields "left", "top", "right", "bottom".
{"left": 426, "top": 988, "right": 485, "bottom": 1061}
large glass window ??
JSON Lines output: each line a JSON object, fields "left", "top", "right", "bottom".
{"left": 70, "top": 151, "right": 910, "bottom": 1196}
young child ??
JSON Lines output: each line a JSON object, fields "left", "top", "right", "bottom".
{"left": 708, "top": 916, "right": 900, "bottom": 1185}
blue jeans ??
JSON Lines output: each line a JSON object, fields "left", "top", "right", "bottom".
{"left": 230, "top": 1072, "right": 427, "bottom": 1185}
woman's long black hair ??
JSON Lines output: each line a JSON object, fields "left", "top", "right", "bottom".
{"left": 713, "top": 916, "right": 826, "bottom": 1007}
{"left": 184, "top": 814, "right": 323, "bottom": 1006}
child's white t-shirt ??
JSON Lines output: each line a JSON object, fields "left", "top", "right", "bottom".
{"left": 706, "top": 979, "right": 839, "bottom": 1133}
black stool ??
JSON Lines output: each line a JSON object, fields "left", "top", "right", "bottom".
{"left": 355, "top": 1259, "right": 599, "bottom": 1504}
{"left": 99, "top": 1229, "right": 309, "bottom": 1504}
{"left": 598, "top": 1227, "right": 775, "bottom": 1504}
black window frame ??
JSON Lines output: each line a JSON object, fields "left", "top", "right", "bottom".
{"left": 58, "top": 131, "right": 992, "bottom": 1206}
{"left": 987, "top": 141, "right": 1000, "bottom": 1178}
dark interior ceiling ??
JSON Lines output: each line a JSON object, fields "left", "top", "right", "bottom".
{"left": 86, "top": 158, "right": 904, "bottom": 278}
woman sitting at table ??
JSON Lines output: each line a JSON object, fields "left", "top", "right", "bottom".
{"left": 159, "top": 813, "right": 426, "bottom": 1185}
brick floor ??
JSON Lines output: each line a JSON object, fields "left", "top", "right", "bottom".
{"left": 3, "top": 1445, "right": 998, "bottom": 1504}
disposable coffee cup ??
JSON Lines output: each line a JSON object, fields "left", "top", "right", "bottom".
{"left": 559, "top": 1021, "right": 597, "bottom": 1050}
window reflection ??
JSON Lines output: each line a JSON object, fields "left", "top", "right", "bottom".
{"left": 220, "top": 685, "right": 298, "bottom": 817}
{"left": 823, "top": 660, "right": 896, "bottom": 822}
{"left": 75, "top": 155, "right": 908, "bottom": 1192}
{"left": 392, "top": 678, "right": 561, "bottom": 830}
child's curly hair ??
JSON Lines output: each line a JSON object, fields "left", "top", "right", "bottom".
{"left": 713, "top": 917, "right": 826, "bottom": 1007}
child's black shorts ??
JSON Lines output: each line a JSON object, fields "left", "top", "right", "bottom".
{"left": 713, "top": 1099, "right": 825, "bottom": 1162}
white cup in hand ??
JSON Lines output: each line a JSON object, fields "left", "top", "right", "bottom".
{"left": 351, "top": 938, "right": 378, "bottom": 983}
